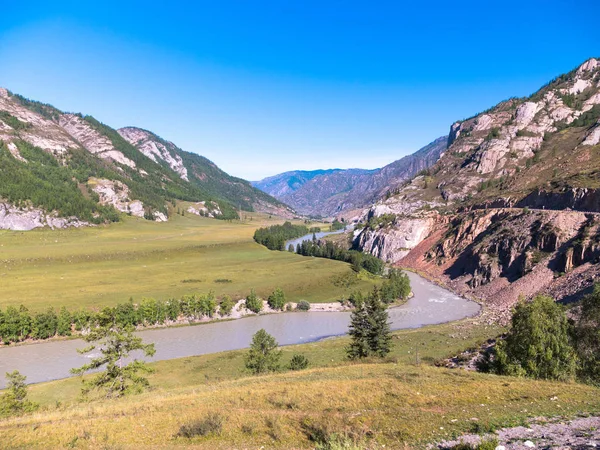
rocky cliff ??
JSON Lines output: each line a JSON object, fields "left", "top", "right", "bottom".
{"left": 253, "top": 136, "right": 447, "bottom": 217}
{"left": 354, "top": 58, "right": 600, "bottom": 318}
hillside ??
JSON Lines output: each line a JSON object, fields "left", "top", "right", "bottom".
{"left": 253, "top": 136, "right": 447, "bottom": 217}
{"left": 354, "top": 57, "right": 600, "bottom": 317}
{"left": 0, "top": 89, "right": 288, "bottom": 230}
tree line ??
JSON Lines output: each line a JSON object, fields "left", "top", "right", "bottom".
{"left": 295, "top": 239, "right": 384, "bottom": 275}
{"left": 0, "top": 292, "right": 235, "bottom": 345}
{"left": 253, "top": 221, "right": 310, "bottom": 250}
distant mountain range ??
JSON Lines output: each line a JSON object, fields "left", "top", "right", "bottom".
{"left": 0, "top": 88, "right": 289, "bottom": 229}
{"left": 253, "top": 136, "right": 448, "bottom": 216}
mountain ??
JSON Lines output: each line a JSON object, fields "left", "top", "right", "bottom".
{"left": 354, "top": 57, "right": 600, "bottom": 319}
{"left": 0, "top": 88, "right": 289, "bottom": 230}
{"left": 253, "top": 136, "right": 447, "bottom": 217}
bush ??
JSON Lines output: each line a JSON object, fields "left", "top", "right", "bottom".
{"left": 296, "top": 300, "right": 311, "bottom": 311}
{"left": 574, "top": 283, "right": 600, "bottom": 385}
{"left": 289, "top": 354, "right": 309, "bottom": 371}
{"left": 219, "top": 296, "right": 235, "bottom": 317}
{"left": 267, "top": 288, "right": 286, "bottom": 311}
{"left": 491, "top": 295, "right": 577, "bottom": 380}
{"left": 245, "top": 290, "right": 263, "bottom": 313}
{"left": 177, "top": 413, "right": 224, "bottom": 438}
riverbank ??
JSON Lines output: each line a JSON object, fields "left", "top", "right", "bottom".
{"left": 0, "top": 271, "right": 480, "bottom": 387}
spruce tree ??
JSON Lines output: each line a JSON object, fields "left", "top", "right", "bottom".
{"left": 347, "top": 302, "right": 372, "bottom": 359}
{"left": 366, "top": 290, "right": 392, "bottom": 357}
{"left": 347, "top": 289, "right": 392, "bottom": 359}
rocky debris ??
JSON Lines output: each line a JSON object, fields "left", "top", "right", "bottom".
{"left": 59, "top": 114, "right": 136, "bottom": 168}
{"left": 0, "top": 203, "right": 88, "bottom": 231}
{"left": 118, "top": 127, "right": 189, "bottom": 180}
{"left": 435, "top": 415, "right": 600, "bottom": 449}
{"left": 186, "top": 201, "right": 222, "bottom": 218}
{"left": 89, "top": 178, "right": 146, "bottom": 217}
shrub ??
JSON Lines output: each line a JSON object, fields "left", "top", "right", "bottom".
{"left": 492, "top": 295, "right": 577, "bottom": 380}
{"left": 177, "top": 413, "right": 224, "bottom": 438}
{"left": 245, "top": 290, "right": 263, "bottom": 313}
{"left": 289, "top": 354, "right": 309, "bottom": 371}
{"left": 267, "top": 288, "right": 286, "bottom": 311}
{"left": 219, "top": 296, "right": 235, "bottom": 317}
{"left": 296, "top": 300, "right": 311, "bottom": 311}
{"left": 574, "top": 283, "right": 600, "bottom": 385}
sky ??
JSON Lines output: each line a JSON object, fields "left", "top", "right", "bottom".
{"left": 1, "top": 1, "right": 599, "bottom": 180}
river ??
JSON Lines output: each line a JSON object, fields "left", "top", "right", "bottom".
{"left": 0, "top": 272, "right": 479, "bottom": 387}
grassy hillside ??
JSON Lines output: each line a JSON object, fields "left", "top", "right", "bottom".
{"left": 4, "top": 320, "right": 600, "bottom": 448}
{"left": 0, "top": 212, "right": 380, "bottom": 311}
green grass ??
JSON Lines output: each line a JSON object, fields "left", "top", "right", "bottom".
{"left": 4, "top": 320, "right": 600, "bottom": 449}
{"left": 0, "top": 213, "right": 380, "bottom": 311}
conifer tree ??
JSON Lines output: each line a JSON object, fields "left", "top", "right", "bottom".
{"left": 347, "top": 289, "right": 392, "bottom": 359}
{"left": 245, "top": 329, "right": 281, "bottom": 374}
{"left": 71, "top": 324, "right": 156, "bottom": 398}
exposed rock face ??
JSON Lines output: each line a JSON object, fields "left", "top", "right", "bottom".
{"left": 516, "top": 188, "right": 600, "bottom": 212}
{"left": 581, "top": 120, "right": 600, "bottom": 146}
{"left": 59, "top": 114, "right": 137, "bottom": 168}
{"left": 118, "top": 127, "right": 188, "bottom": 180}
{"left": 253, "top": 136, "right": 447, "bottom": 216}
{"left": 0, "top": 203, "right": 88, "bottom": 231}
{"left": 6, "top": 142, "right": 26, "bottom": 162}
{"left": 186, "top": 201, "right": 222, "bottom": 218}
{"left": 354, "top": 216, "right": 436, "bottom": 263}
{"left": 89, "top": 178, "right": 145, "bottom": 217}
{"left": 0, "top": 91, "right": 76, "bottom": 156}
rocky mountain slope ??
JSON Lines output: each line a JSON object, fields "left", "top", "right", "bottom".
{"left": 0, "top": 88, "right": 288, "bottom": 230}
{"left": 353, "top": 58, "right": 600, "bottom": 318}
{"left": 253, "top": 136, "right": 447, "bottom": 217}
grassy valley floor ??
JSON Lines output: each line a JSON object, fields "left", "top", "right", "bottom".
{"left": 0, "top": 213, "right": 379, "bottom": 311}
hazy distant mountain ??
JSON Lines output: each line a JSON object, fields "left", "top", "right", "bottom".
{"left": 253, "top": 136, "right": 447, "bottom": 216}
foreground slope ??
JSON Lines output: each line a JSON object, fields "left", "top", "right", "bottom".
{"left": 2, "top": 321, "right": 599, "bottom": 449}
{"left": 253, "top": 136, "right": 447, "bottom": 216}
{"left": 0, "top": 88, "right": 287, "bottom": 230}
{"left": 354, "top": 58, "right": 600, "bottom": 317}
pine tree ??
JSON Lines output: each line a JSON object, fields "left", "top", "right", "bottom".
{"left": 245, "top": 329, "right": 281, "bottom": 374}
{"left": 70, "top": 324, "right": 156, "bottom": 398}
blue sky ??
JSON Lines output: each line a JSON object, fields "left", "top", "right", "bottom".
{"left": 1, "top": 1, "right": 599, "bottom": 180}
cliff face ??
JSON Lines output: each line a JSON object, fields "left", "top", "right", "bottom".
{"left": 354, "top": 58, "right": 600, "bottom": 317}
{"left": 254, "top": 136, "right": 447, "bottom": 217}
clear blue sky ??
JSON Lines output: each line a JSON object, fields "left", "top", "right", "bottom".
{"left": 1, "top": 1, "right": 599, "bottom": 180}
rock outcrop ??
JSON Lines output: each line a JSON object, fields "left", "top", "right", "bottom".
{"left": 118, "top": 127, "right": 188, "bottom": 180}
{"left": 0, "top": 203, "right": 88, "bottom": 231}
{"left": 59, "top": 114, "right": 137, "bottom": 169}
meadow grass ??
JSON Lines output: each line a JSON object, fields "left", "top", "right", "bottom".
{"left": 3, "top": 320, "right": 599, "bottom": 449}
{"left": 0, "top": 213, "right": 380, "bottom": 311}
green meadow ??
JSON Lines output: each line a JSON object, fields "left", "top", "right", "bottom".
{"left": 0, "top": 212, "right": 379, "bottom": 312}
